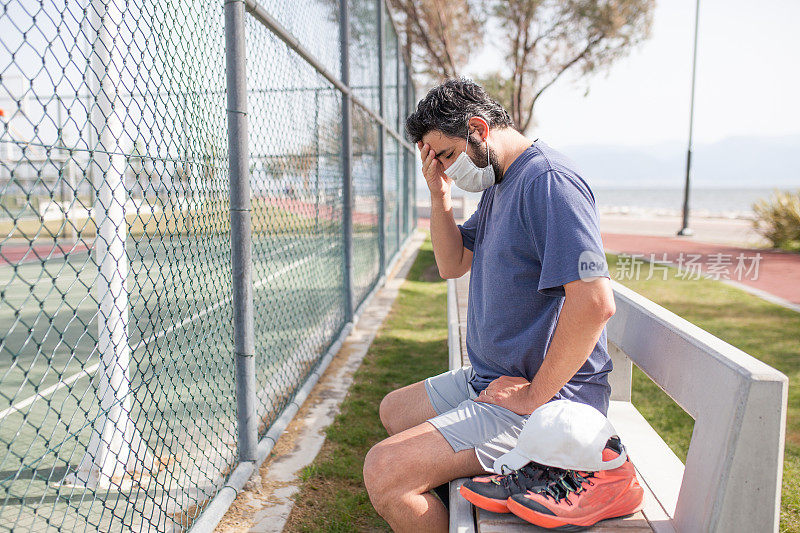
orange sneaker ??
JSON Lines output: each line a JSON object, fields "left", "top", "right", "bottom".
{"left": 506, "top": 445, "right": 644, "bottom": 530}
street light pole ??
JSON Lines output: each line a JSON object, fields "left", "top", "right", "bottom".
{"left": 678, "top": 0, "right": 701, "bottom": 236}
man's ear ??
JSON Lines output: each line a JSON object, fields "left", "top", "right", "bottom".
{"left": 468, "top": 116, "right": 490, "bottom": 142}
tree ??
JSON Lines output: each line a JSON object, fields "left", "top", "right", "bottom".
{"left": 388, "top": 0, "right": 484, "bottom": 80}
{"left": 389, "top": 0, "right": 654, "bottom": 133}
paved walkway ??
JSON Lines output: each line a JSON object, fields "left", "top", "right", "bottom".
{"left": 598, "top": 213, "right": 768, "bottom": 247}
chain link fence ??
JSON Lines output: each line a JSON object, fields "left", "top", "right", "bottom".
{"left": 0, "top": 0, "right": 417, "bottom": 530}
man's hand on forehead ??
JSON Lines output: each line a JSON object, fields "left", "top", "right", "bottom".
{"left": 417, "top": 140, "right": 451, "bottom": 191}
{"left": 417, "top": 142, "right": 440, "bottom": 166}
{"left": 418, "top": 138, "right": 457, "bottom": 166}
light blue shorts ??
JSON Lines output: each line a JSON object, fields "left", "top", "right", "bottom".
{"left": 424, "top": 366, "right": 530, "bottom": 472}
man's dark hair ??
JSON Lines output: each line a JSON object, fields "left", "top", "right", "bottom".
{"left": 405, "top": 77, "right": 514, "bottom": 144}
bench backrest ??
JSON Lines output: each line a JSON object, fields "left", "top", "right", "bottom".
{"left": 607, "top": 281, "right": 788, "bottom": 532}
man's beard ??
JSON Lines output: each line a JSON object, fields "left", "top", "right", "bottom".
{"left": 469, "top": 138, "right": 505, "bottom": 184}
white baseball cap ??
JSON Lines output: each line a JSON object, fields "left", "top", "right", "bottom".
{"left": 493, "top": 399, "right": 626, "bottom": 474}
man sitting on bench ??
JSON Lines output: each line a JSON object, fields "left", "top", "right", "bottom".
{"left": 363, "top": 77, "right": 616, "bottom": 532}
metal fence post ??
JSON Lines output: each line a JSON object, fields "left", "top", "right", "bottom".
{"left": 340, "top": 0, "right": 354, "bottom": 322}
{"left": 225, "top": 0, "right": 258, "bottom": 463}
{"left": 314, "top": 89, "right": 321, "bottom": 233}
{"left": 377, "top": 0, "right": 386, "bottom": 278}
{"left": 401, "top": 66, "right": 407, "bottom": 238}
{"left": 411, "top": 83, "right": 417, "bottom": 228}
{"left": 60, "top": 0, "right": 157, "bottom": 489}
{"left": 395, "top": 46, "right": 401, "bottom": 250}
{"left": 404, "top": 64, "right": 413, "bottom": 236}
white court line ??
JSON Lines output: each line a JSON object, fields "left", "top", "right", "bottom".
{"left": 0, "top": 239, "right": 339, "bottom": 421}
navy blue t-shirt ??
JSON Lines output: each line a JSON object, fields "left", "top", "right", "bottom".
{"left": 457, "top": 139, "right": 613, "bottom": 415}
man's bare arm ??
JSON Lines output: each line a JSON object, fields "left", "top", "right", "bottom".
{"left": 475, "top": 277, "right": 615, "bottom": 415}
{"left": 524, "top": 277, "right": 616, "bottom": 410}
{"left": 418, "top": 141, "right": 472, "bottom": 279}
{"left": 429, "top": 192, "right": 472, "bottom": 278}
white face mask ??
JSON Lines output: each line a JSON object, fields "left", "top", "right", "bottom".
{"left": 444, "top": 128, "right": 496, "bottom": 192}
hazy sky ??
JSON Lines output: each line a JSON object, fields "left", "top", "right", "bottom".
{"left": 465, "top": 0, "right": 800, "bottom": 147}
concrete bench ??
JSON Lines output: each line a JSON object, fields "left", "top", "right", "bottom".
{"left": 446, "top": 273, "right": 788, "bottom": 533}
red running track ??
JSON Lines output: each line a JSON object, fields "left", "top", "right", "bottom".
{"left": 602, "top": 232, "right": 800, "bottom": 307}
{"left": 1, "top": 242, "right": 91, "bottom": 266}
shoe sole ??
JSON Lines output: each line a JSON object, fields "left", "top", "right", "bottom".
{"left": 506, "top": 483, "right": 644, "bottom": 530}
{"left": 458, "top": 485, "right": 511, "bottom": 514}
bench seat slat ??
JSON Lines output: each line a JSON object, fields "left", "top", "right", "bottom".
{"left": 607, "top": 401, "right": 680, "bottom": 533}
{"left": 476, "top": 507, "right": 652, "bottom": 532}
{"left": 450, "top": 477, "right": 477, "bottom": 533}
{"left": 607, "top": 401, "right": 683, "bottom": 520}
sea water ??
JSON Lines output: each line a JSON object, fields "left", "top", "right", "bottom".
{"left": 442, "top": 187, "right": 794, "bottom": 219}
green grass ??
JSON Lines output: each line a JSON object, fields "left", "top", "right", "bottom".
{"left": 284, "top": 237, "right": 800, "bottom": 531}
{"left": 607, "top": 253, "right": 800, "bottom": 532}
{"left": 285, "top": 230, "right": 448, "bottom": 532}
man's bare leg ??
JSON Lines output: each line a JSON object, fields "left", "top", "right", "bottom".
{"left": 379, "top": 379, "right": 456, "bottom": 510}
{"left": 379, "top": 380, "right": 437, "bottom": 436}
{"left": 363, "top": 420, "right": 489, "bottom": 533}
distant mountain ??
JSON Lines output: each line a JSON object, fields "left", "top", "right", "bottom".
{"left": 419, "top": 135, "right": 800, "bottom": 196}
{"left": 560, "top": 135, "right": 800, "bottom": 189}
